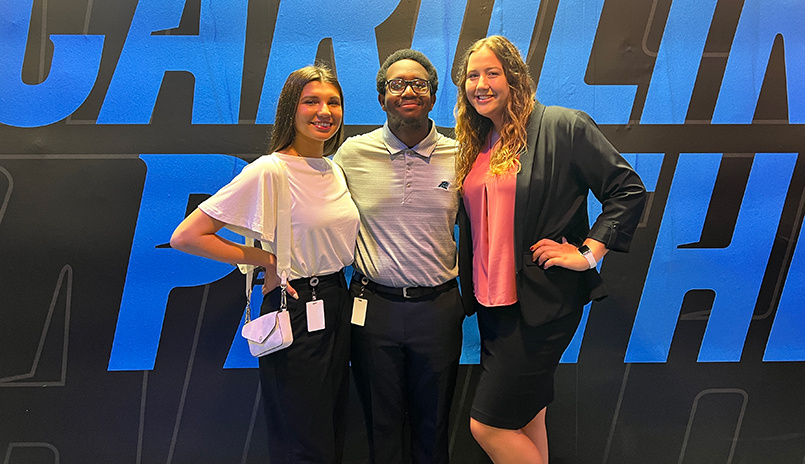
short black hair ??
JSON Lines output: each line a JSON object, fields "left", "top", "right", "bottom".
{"left": 376, "top": 49, "right": 439, "bottom": 95}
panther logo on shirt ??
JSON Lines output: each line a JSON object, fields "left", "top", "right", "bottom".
{"left": 437, "top": 181, "right": 450, "bottom": 190}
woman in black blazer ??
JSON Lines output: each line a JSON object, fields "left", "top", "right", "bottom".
{"left": 454, "top": 35, "right": 646, "bottom": 463}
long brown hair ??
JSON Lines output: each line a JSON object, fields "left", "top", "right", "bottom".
{"left": 454, "top": 36, "right": 535, "bottom": 191}
{"left": 268, "top": 65, "right": 345, "bottom": 156}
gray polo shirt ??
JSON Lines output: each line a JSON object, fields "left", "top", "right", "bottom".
{"left": 333, "top": 121, "right": 459, "bottom": 287}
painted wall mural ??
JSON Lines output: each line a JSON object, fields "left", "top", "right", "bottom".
{"left": 1, "top": 0, "right": 804, "bottom": 462}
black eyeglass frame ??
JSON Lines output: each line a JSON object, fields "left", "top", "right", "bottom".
{"left": 384, "top": 78, "right": 431, "bottom": 95}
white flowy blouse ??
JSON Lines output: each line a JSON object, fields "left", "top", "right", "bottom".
{"left": 199, "top": 153, "right": 360, "bottom": 280}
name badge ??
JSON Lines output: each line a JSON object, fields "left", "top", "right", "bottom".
{"left": 351, "top": 297, "right": 367, "bottom": 326}
{"left": 306, "top": 300, "right": 325, "bottom": 332}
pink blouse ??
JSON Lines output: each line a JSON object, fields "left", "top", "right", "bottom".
{"left": 462, "top": 142, "right": 519, "bottom": 307}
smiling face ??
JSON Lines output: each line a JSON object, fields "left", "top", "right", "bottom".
{"left": 292, "top": 80, "right": 343, "bottom": 155}
{"left": 379, "top": 59, "right": 435, "bottom": 133}
{"left": 464, "top": 46, "right": 510, "bottom": 132}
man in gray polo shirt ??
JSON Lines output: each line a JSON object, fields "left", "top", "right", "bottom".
{"left": 334, "top": 49, "right": 465, "bottom": 464}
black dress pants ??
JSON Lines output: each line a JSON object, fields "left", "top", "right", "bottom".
{"left": 258, "top": 271, "right": 351, "bottom": 464}
{"left": 349, "top": 279, "right": 464, "bottom": 464}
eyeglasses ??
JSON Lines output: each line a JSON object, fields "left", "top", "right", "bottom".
{"left": 385, "top": 78, "right": 430, "bottom": 95}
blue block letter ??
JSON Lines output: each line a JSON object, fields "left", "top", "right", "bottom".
{"left": 109, "top": 154, "right": 247, "bottom": 371}
{"left": 537, "top": 0, "right": 637, "bottom": 123}
{"left": 408, "top": 0, "right": 474, "bottom": 127}
{"left": 97, "top": 0, "right": 248, "bottom": 124}
{"left": 764, "top": 223, "right": 805, "bottom": 361}
{"left": 712, "top": 0, "right": 805, "bottom": 123}
{"left": 641, "top": 0, "right": 718, "bottom": 124}
{"left": 255, "top": 0, "right": 399, "bottom": 125}
{"left": 626, "top": 153, "right": 796, "bottom": 363}
{"left": 0, "top": 0, "right": 103, "bottom": 127}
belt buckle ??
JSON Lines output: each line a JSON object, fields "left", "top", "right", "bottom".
{"left": 402, "top": 287, "right": 413, "bottom": 299}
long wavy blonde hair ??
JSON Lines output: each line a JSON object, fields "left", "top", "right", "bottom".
{"left": 454, "top": 36, "right": 536, "bottom": 191}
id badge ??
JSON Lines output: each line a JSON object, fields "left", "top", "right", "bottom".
{"left": 351, "top": 297, "right": 367, "bottom": 326}
{"left": 306, "top": 300, "right": 325, "bottom": 332}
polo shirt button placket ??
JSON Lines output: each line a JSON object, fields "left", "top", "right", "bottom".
{"left": 402, "top": 149, "right": 413, "bottom": 203}
{"left": 406, "top": 151, "right": 413, "bottom": 187}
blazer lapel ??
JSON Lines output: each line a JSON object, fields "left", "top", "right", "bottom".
{"left": 514, "top": 102, "right": 546, "bottom": 271}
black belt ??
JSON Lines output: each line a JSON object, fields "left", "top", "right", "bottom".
{"left": 253, "top": 269, "right": 343, "bottom": 287}
{"left": 290, "top": 270, "right": 343, "bottom": 286}
{"left": 352, "top": 272, "right": 456, "bottom": 299}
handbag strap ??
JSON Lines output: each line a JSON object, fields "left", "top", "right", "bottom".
{"left": 244, "top": 155, "right": 292, "bottom": 323}
{"left": 273, "top": 156, "right": 292, "bottom": 288}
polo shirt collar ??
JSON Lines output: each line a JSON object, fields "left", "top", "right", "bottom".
{"left": 381, "top": 120, "right": 438, "bottom": 158}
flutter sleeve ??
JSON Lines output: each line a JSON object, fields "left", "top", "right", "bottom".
{"left": 198, "top": 155, "right": 279, "bottom": 244}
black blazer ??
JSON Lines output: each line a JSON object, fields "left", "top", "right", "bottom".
{"left": 458, "top": 102, "right": 647, "bottom": 326}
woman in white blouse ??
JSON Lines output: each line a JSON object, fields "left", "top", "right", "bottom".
{"left": 171, "top": 65, "right": 359, "bottom": 464}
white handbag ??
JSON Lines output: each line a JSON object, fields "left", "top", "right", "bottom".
{"left": 240, "top": 156, "right": 294, "bottom": 357}
{"left": 241, "top": 302, "right": 293, "bottom": 357}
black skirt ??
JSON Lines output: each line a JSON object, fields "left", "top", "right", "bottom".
{"left": 470, "top": 302, "right": 583, "bottom": 429}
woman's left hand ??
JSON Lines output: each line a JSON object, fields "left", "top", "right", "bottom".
{"left": 530, "top": 237, "right": 591, "bottom": 271}
{"left": 261, "top": 267, "right": 299, "bottom": 299}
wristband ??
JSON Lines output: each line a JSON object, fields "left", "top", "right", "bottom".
{"left": 578, "top": 245, "right": 597, "bottom": 269}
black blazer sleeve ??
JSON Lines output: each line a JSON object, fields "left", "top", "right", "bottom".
{"left": 514, "top": 103, "right": 647, "bottom": 325}
{"left": 568, "top": 110, "right": 646, "bottom": 252}
{"left": 457, "top": 200, "right": 477, "bottom": 316}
